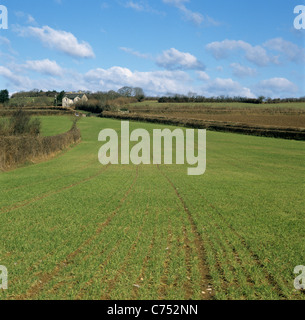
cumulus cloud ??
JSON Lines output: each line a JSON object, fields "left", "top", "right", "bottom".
{"left": 196, "top": 71, "right": 210, "bottom": 81}
{"left": 255, "top": 78, "right": 298, "bottom": 97}
{"left": 156, "top": 48, "right": 205, "bottom": 70}
{"left": 17, "top": 25, "right": 95, "bottom": 58}
{"left": 206, "top": 39, "right": 277, "bottom": 67}
{"left": 120, "top": 46, "right": 203, "bottom": 70}
{"left": 85, "top": 66, "right": 192, "bottom": 95}
{"left": 230, "top": 63, "right": 257, "bottom": 78}
{"left": 263, "top": 38, "right": 305, "bottom": 64}
{"left": 0, "top": 64, "right": 88, "bottom": 92}
{"left": 0, "top": 66, "right": 32, "bottom": 87}
{"left": 0, "top": 61, "right": 300, "bottom": 99}
{"left": 23, "top": 59, "right": 63, "bottom": 76}
{"left": 201, "top": 78, "right": 256, "bottom": 98}
{"left": 0, "top": 62, "right": 193, "bottom": 95}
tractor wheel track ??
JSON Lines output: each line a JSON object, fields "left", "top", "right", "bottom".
{"left": 157, "top": 165, "right": 212, "bottom": 300}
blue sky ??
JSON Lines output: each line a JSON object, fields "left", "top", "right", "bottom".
{"left": 0, "top": 0, "right": 305, "bottom": 97}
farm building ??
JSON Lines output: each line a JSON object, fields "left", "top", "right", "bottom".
{"left": 62, "top": 93, "right": 88, "bottom": 107}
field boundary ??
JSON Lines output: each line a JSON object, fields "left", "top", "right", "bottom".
{"left": 0, "top": 123, "right": 81, "bottom": 171}
{"left": 0, "top": 106, "right": 75, "bottom": 117}
{"left": 101, "top": 112, "right": 305, "bottom": 140}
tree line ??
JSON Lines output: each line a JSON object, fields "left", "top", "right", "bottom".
{"left": 158, "top": 95, "right": 305, "bottom": 104}
{"left": 2, "top": 87, "right": 305, "bottom": 106}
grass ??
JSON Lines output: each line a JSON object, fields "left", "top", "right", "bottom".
{"left": 0, "top": 116, "right": 304, "bottom": 300}
{"left": 7, "top": 96, "right": 54, "bottom": 107}
{"left": 38, "top": 116, "right": 74, "bottom": 137}
{"left": 0, "top": 115, "right": 73, "bottom": 137}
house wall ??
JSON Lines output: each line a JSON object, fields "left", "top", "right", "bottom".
{"left": 81, "top": 95, "right": 88, "bottom": 102}
{"left": 62, "top": 94, "right": 88, "bottom": 108}
{"left": 62, "top": 97, "right": 74, "bottom": 108}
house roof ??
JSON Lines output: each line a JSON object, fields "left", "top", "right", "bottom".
{"left": 64, "top": 94, "right": 82, "bottom": 99}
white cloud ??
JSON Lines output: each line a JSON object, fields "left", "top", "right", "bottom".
{"left": 163, "top": 0, "right": 204, "bottom": 26}
{"left": 27, "top": 15, "right": 36, "bottom": 24}
{"left": 0, "top": 66, "right": 32, "bottom": 87}
{"left": 15, "top": 11, "right": 37, "bottom": 25}
{"left": 125, "top": 1, "right": 146, "bottom": 11}
{"left": 120, "top": 46, "right": 204, "bottom": 70}
{"left": 17, "top": 25, "right": 95, "bottom": 58}
{"left": 178, "top": 5, "right": 204, "bottom": 25}
{"left": 196, "top": 71, "right": 210, "bottom": 81}
{"left": 0, "top": 64, "right": 88, "bottom": 92}
{"left": 0, "top": 63, "right": 300, "bottom": 99}
{"left": 230, "top": 63, "right": 257, "bottom": 78}
{"left": 156, "top": 48, "right": 205, "bottom": 70}
{"left": 23, "top": 59, "right": 63, "bottom": 76}
{"left": 263, "top": 38, "right": 305, "bottom": 64}
{"left": 85, "top": 66, "right": 192, "bottom": 95}
{"left": 0, "top": 63, "right": 193, "bottom": 95}
{"left": 202, "top": 78, "right": 256, "bottom": 98}
{"left": 123, "top": 1, "right": 164, "bottom": 15}
{"left": 0, "top": 36, "right": 18, "bottom": 56}
{"left": 163, "top": 0, "right": 188, "bottom": 5}
{"left": 0, "top": 36, "right": 11, "bottom": 47}
{"left": 255, "top": 78, "right": 298, "bottom": 97}
{"left": 206, "top": 39, "right": 277, "bottom": 67}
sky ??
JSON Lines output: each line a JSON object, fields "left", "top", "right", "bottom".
{"left": 0, "top": 0, "right": 305, "bottom": 98}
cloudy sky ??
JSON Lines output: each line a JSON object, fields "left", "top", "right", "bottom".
{"left": 0, "top": 0, "right": 304, "bottom": 97}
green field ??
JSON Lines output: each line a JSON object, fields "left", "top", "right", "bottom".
{"left": 0, "top": 116, "right": 304, "bottom": 300}
{"left": 39, "top": 116, "right": 74, "bottom": 137}
{"left": 7, "top": 96, "right": 54, "bottom": 107}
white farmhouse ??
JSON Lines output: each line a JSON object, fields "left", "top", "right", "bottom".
{"left": 62, "top": 92, "right": 88, "bottom": 108}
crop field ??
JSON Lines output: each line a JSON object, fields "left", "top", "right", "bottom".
{"left": 126, "top": 101, "right": 305, "bottom": 129}
{"left": 128, "top": 100, "right": 305, "bottom": 110}
{"left": 0, "top": 116, "right": 304, "bottom": 300}
{"left": 39, "top": 116, "right": 75, "bottom": 137}
{"left": 0, "top": 115, "right": 72, "bottom": 137}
